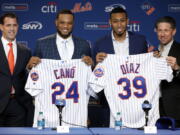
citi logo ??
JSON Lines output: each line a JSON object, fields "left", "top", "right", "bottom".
{"left": 22, "top": 21, "right": 43, "bottom": 30}
{"left": 41, "top": 2, "right": 57, "bottom": 13}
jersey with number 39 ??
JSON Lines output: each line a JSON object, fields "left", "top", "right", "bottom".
{"left": 89, "top": 53, "right": 173, "bottom": 128}
{"left": 25, "top": 59, "right": 92, "bottom": 127}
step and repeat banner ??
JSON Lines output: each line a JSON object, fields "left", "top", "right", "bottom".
{"left": 0, "top": 0, "right": 180, "bottom": 51}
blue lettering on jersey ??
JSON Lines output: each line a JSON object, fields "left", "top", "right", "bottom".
{"left": 120, "top": 63, "right": 140, "bottom": 74}
{"left": 53, "top": 67, "right": 76, "bottom": 79}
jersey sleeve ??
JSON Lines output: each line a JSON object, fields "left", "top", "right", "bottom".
{"left": 88, "top": 62, "right": 107, "bottom": 93}
{"left": 25, "top": 67, "right": 43, "bottom": 96}
{"left": 155, "top": 57, "right": 173, "bottom": 82}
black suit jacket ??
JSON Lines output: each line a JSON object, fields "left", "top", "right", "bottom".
{"left": 161, "top": 41, "right": 180, "bottom": 120}
{"left": 34, "top": 34, "right": 91, "bottom": 59}
{"left": 0, "top": 40, "right": 34, "bottom": 126}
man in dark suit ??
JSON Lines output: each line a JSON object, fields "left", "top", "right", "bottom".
{"left": 154, "top": 16, "right": 180, "bottom": 127}
{"left": 27, "top": 9, "right": 92, "bottom": 68}
{"left": 93, "top": 7, "right": 148, "bottom": 62}
{"left": 91, "top": 7, "right": 149, "bottom": 127}
{"left": 0, "top": 13, "right": 34, "bottom": 126}
{"left": 26, "top": 9, "right": 94, "bottom": 127}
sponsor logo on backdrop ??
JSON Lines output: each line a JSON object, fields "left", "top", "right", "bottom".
{"left": 84, "top": 20, "right": 140, "bottom": 32}
{"left": 105, "top": 4, "right": 126, "bottom": 12}
{"left": 141, "top": 1, "right": 155, "bottom": 15}
{"left": 1, "top": 3, "right": 28, "bottom": 11}
{"left": 17, "top": 41, "right": 28, "bottom": 47}
{"left": 22, "top": 21, "right": 43, "bottom": 30}
{"left": 71, "top": 1, "right": 92, "bottom": 13}
{"left": 127, "top": 21, "right": 140, "bottom": 32}
{"left": 41, "top": 2, "right": 57, "bottom": 13}
{"left": 168, "top": 4, "right": 180, "bottom": 12}
{"left": 84, "top": 22, "right": 110, "bottom": 30}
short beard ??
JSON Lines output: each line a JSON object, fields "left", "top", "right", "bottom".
{"left": 116, "top": 32, "right": 124, "bottom": 37}
{"left": 57, "top": 30, "right": 72, "bottom": 39}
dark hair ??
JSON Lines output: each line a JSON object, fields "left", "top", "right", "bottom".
{"left": 110, "top": 7, "right": 128, "bottom": 18}
{"left": 0, "top": 12, "right": 18, "bottom": 24}
{"left": 154, "top": 16, "right": 176, "bottom": 29}
{"left": 56, "top": 9, "right": 74, "bottom": 20}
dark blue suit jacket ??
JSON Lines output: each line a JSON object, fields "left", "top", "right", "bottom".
{"left": 34, "top": 34, "right": 91, "bottom": 59}
{"left": 93, "top": 31, "right": 148, "bottom": 62}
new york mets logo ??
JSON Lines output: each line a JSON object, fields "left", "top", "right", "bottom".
{"left": 93, "top": 67, "right": 104, "bottom": 77}
{"left": 30, "top": 72, "right": 39, "bottom": 81}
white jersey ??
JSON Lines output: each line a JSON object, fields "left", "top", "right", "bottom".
{"left": 89, "top": 53, "right": 173, "bottom": 128}
{"left": 25, "top": 59, "right": 93, "bottom": 128}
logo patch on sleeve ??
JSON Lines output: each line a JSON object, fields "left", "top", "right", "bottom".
{"left": 30, "top": 72, "right": 39, "bottom": 81}
{"left": 93, "top": 67, "right": 104, "bottom": 77}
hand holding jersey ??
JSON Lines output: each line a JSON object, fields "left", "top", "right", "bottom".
{"left": 25, "top": 59, "right": 95, "bottom": 127}
{"left": 89, "top": 53, "right": 173, "bottom": 128}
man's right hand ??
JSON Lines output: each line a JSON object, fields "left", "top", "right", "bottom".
{"left": 26, "top": 56, "right": 41, "bottom": 69}
{"left": 96, "top": 52, "right": 107, "bottom": 63}
{"left": 153, "top": 51, "right": 161, "bottom": 58}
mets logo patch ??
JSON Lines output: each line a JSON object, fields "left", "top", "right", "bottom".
{"left": 93, "top": 67, "right": 104, "bottom": 77}
{"left": 30, "top": 72, "right": 39, "bottom": 81}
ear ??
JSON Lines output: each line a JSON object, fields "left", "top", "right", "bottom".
{"left": 172, "top": 28, "right": 176, "bottom": 36}
{"left": 154, "top": 28, "right": 157, "bottom": 33}
{"left": 127, "top": 18, "right": 129, "bottom": 25}
{"left": 0, "top": 24, "right": 3, "bottom": 31}
{"left": 55, "top": 20, "right": 57, "bottom": 27}
{"left": 109, "top": 19, "right": 111, "bottom": 26}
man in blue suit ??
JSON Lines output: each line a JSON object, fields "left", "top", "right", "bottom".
{"left": 27, "top": 9, "right": 92, "bottom": 68}
{"left": 94, "top": 7, "right": 148, "bottom": 62}
{"left": 91, "top": 7, "right": 149, "bottom": 127}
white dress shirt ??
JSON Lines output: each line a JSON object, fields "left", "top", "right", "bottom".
{"left": 1, "top": 36, "right": 17, "bottom": 94}
{"left": 159, "top": 40, "right": 174, "bottom": 57}
{"left": 112, "top": 31, "right": 129, "bottom": 55}
{"left": 56, "top": 34, "right": 74, "bottom": 60}
{"left": 1, "top": 36, "right": 17, "bottom": 64}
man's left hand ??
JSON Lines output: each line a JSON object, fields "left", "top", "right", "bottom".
{"left": 82, "top": 56, "right": 93, "bottom": 66}
{"left": 166, "top": 56, "right": 180, "bottom": 70}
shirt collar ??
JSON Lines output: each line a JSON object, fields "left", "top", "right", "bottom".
{"left": 159, "top": 39, "right": 174, "bottom": 50}
{"left": 56, "top": 33, "right": 72, "bottom": 43}
{"left": 111, "top": 31, "right": 129, "bottom": 42}
{"left": 1, "top": 36, "right": 16, "bottom": 46}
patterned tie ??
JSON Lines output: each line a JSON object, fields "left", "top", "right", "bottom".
{"left": 8, "top": 42, "right": 14, "bottom": 74}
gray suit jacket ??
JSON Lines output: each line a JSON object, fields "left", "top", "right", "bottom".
{"left": 34, "top": 34, "right": 91, "bottom": 59}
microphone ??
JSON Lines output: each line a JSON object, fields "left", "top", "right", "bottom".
{"left": 142, "top": 100, "right": 152, "bottom": 126}
{"left": 55, "top": 98, "right": 66, "bottom": 126}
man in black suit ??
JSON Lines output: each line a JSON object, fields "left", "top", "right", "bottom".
{"left": 0, "top": 13, "right": 34, "bottom": 126}
{"left": 154, "top": 16, "right": 180, "bottom": 127}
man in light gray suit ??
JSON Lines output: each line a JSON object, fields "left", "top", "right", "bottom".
{"left": 27, "top": 9, "right": 92, "bottom": 68}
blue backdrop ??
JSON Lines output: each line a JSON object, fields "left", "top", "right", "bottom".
{"left": 0, "top": 0, "right": 180, "bottom": 52}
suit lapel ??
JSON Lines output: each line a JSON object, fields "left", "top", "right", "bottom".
{"left": 107, "top": 34, "right": 115, "bottom": 54}
{"left": 128, "top": 32, "right": 134, "bottom": 55}
{"left": 0, "top": 40, "right": 11, "bottom": 75}
{"left": 52, "top": 35, "right": 61, "bottom": 59}
{"left": 13, "top": 44, "right": 22, "bottom": 75}
{"left": 168, "top": 41, "right": 176, "bottom": 56}
{"left": 72, "top": 36, "right": 78, "bottom": 59}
